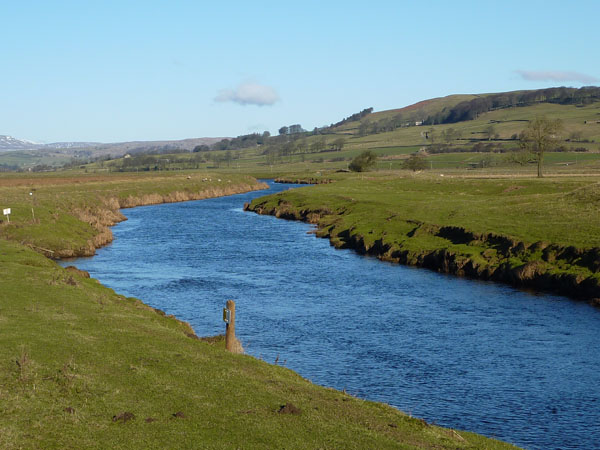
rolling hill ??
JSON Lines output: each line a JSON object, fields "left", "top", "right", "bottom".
{"left": 0, "top": 137, "right": 227, "bottom": 170}
{"left": 4, "top": 86, "right": 600, "bottom": 174}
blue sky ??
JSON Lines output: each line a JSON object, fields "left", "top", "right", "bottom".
{"left": 1, "top": 0, "right": 598, "bottom": 143}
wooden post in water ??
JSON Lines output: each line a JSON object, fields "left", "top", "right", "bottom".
{"left": 224, "top": 299, "right": 236, "bottom": 352}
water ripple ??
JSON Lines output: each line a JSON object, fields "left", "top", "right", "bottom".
{"left": 63, "top": 181, "right": 600, "bottom": 450}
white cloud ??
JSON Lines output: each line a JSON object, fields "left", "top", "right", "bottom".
{"left": 215, "top": 81, "right": 280, "bottom": 106}
{"left": 515, "top": 70, "right": 599, "bottom": 83}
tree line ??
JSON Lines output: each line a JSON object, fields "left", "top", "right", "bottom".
{"left": 423, "top": 86, "right": 600, "bottom": 125}
{"left": 322, "top": 107, "right": 373, "bottom": 131}
{"left": 261, "top": 136, "right": 346, "bottom": 165}
{"left": 197, "top": 106, "right": 374, "bottom": 153}
{"left": 355, "top": 87, "right": 600, "bottom": 138}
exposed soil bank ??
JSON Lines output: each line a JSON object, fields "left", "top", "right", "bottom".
{"left": 61, "top": 181, "right": 268, "bottom": 259}
{"left": 244, "top": 200, "right": 600, "bottom": 305}
{"left": 56, "top": 181, "right": 267, "bottom": 341}
{"left": 1, "top": 238, "right": 517, "bottom": 449}
{"left": 274, "top": 177, "right": 332, "bottom": 184}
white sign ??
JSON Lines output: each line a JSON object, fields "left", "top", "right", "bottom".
{"left": 3, "top": 208, "right": 10, "bottom": 215}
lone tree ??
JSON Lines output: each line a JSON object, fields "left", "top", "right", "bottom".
{"left": 403, "top": 153, "right": 428, "bottom": 172}
{"left": 332, "top": 137, "right": 346, "bottom": 151}
{"left": 349, "top": 150, "right": 377, "bottom": 172}
{"left": 483, "top": 124, "right": 496, "bottom": 141}
{"left": 519, "top": 116, "right": 563, "bottom": 178}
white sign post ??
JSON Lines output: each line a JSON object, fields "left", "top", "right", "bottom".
{"left": 3, "top": 208, "right": 11, "bottom": 223}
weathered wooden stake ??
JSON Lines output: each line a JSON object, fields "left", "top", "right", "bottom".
{"left": 225, "top": 299, "right": 236, "bottom": 352}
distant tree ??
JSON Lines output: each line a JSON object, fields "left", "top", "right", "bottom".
{"left": 193, "top": 144, "right": 210, "bottom": 153}
{"left": 519, "top": 116, "right": 563, "bottom": 178}
{"left": 332, "top": 137, "right": 346, "bottom": 151}
{"left": 310, "top": 137, "right": 327, "bottom": 153}
{"left": 278, "top": 126, "right": 289, "bottom": 136}
{"left": 265, "top": 148, "right": 277, "bottom": 165}
{"left": 288, "top": 124, "right": 305, "bottom": 134}
{"left": 281, "top": 141, "right": 296, "bottom": 159}
{"left": 214, "top": 139, "right": 231, "bottom": 150}
{"left": 358, "top": 120, "right": 371, "bottom": 137}
{"left": 296, "top": 138, "right": 308, "bottom": 154}
{"left": 505, "top": 150, "right": 531, "bottom": 166}
{"left": 477, "top": 154, "right": 494, "bottom": 168}
{"left": 403, "top": 154, "right": 428, "bottom": 171}
{"left": 441, "top": 127, "right": 457, "bottom": 144}
{"left": 569, "top": 130, "right": 583, "bottom": 142}
{"left": 425, "top": 127, "right": 436, "bottom": 144}
{"left": 419, "top": 86, "right": 600, "bottom": 126}
{"left": 483, "top": 124, "right": 496, "bottom": 141}
{"left": 193, "top": 152, "right": 206, "bottom": 163}
{"left": 349, "top": 150, "right": 377, "bottom": 172}
{"left": 327, "top": 107, "right": 373, "bottom": 129}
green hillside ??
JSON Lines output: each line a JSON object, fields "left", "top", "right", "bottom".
{"left": 332, "top": 93, "right": 481, "bottom": 134}
{"left": 82, "top": 94, "right": 600, "bottom": 178}
{"left": 5, "top": 87, "right": 598, "bottom": 177}
{"left": 344, "top": 102, "right": 600, "bottom": 146}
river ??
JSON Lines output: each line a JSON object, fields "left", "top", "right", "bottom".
{"left": 62, "top": 181, "right": 600, "bottom": 449}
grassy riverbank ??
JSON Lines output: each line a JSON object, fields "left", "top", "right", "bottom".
{"left": 1, "top": 240, "right": 520, "bottom": 449}
{"left": 246, "top": 172, "right": 600, "bottom": 301}
{"left": 0, "top": 171, "right": 267, "bottom": 258}
{"left": 0, "top": 171, "right": 517, "bottom": 448}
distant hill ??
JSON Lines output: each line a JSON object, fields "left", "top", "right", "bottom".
{"left": 374, "top": 94, "right": 481, "bottom": 122}
{"left": 0, "top": 136, "right": 226, "bottom": 157}
{"left": 327, "top": 94, "right": 481, "bottom": 135}
{"left": 0, "top": 135, "right": 102, "bottom": 152}
{"left": 42, "top": 141, "right": 103, "bottom": 150}
{"left": 0, "top": 135, "right": 42, "bottom": 151}
{"left": 67, "top": 137, "right": 227, "bottom": 158}
{"left": 331, "top": 86, "right": 600, "bottom": 136}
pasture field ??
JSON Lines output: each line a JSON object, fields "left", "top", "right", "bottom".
{"left": 247, "top": 172, "right": 600, "bottom": 300}
{"left": 74, "top": 101, "right": 600, "bottom": 179}
{"left": 0, "top": 170, "right": 518, "bottom": 449}
{"left": 2, "top": 95, "right": 599, "bottom": 447}
{"left": 0, "top": 171, "right": 266, "bottom": 258}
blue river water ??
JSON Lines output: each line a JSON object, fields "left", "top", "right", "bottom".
{"left": 63, "top": 181, "right": 600, "bottom": 449}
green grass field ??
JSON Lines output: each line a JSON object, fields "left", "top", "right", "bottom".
{"left": 247, "top": 172, "right": 600, "bottom": 300}
{"left": 253, "top": 173, "right": 600, "bottom": 247}
{"left": 73, "top": 100, "right": 600, "bottom": 179}
{"left": 0, "top": 149, "right": 73, "bottom": 169}
{"left": 0, "top": 171, "right": 265, "bottom": 258}
{"left": 2, "top": 90, "right": 599, "bottom": 448}
{"left": 0, "top": 240, "right": 517, "bottom": 449}
{"left": 0, "top": 170, "right": 519, "bottom": 448}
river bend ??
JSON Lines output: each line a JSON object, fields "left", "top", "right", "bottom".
{"left": 63, "top": 181, "right": 600, "bottom": 450}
